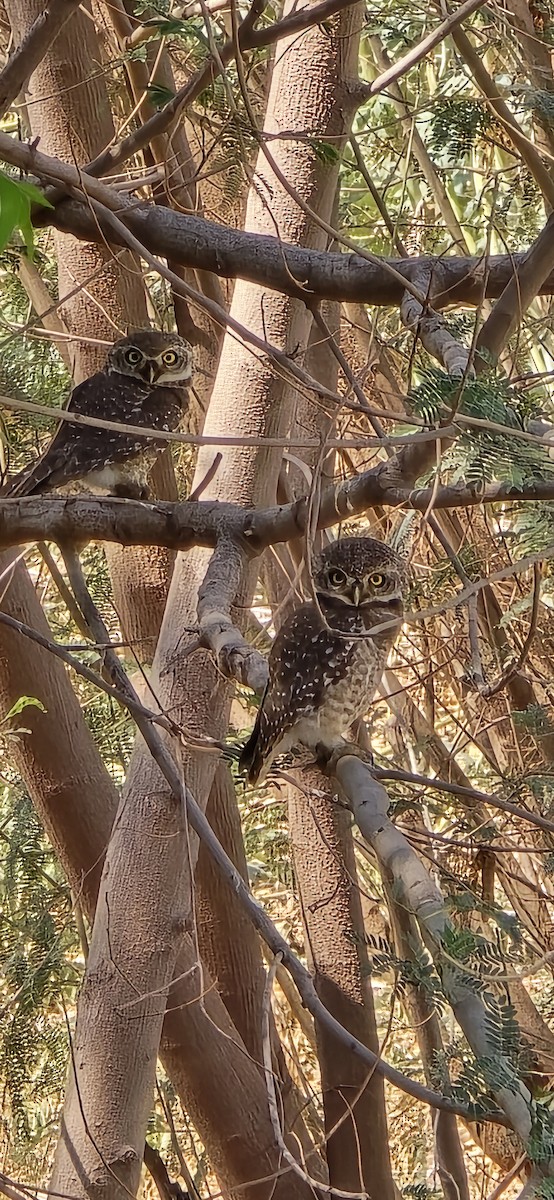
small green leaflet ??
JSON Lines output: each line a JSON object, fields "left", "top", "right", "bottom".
{"left": 145, "top": 83, "right": 176, "bottom": 109}
{"left": 0, "top": 170, "right": 53, "bottom": 258}
{"left": 3, "top": 695, "right": 47, "bottom": 721}
{"left": 308, "top": 138, "right": 340, "bottom": 165}
{"left": 131, "top": 15, "right": 211, "bottom": 47}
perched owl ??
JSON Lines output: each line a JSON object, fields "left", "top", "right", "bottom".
{"left": 5, "top": 330, "right": 193, "bottom": 500}
{"left": 240, "top": 537, "right": 408, "bottom": 785}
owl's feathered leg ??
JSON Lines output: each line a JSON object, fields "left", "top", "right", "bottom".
{"left": 112, "top": 480, "right": 150, "bottom": 501}
{"left": 315, "top": 739, "right": 374, "bottom": 777}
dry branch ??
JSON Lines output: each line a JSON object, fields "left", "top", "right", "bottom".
{"left": 401, "top": 282, "right": 473, "bottom": 375}
{"left": 2, "top": 472, "right": 554, "bottom": 555}
{"left": 3, "top": 123, "right": 554, "bottom": 311}
{"left": 0, "top": 0, "right": 81, "bottom": 117}
{"left": 478, "top": 214, "right": 554, "bottom": 360}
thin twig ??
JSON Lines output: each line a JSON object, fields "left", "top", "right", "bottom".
{"left": 479, "top": 562, "right": 542, "bottom": 698}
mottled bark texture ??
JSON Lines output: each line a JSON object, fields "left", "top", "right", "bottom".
{"left": 5, "top": 0, "right": 177, "bottom": 657}
{"left": 289, "top": 772, "right": 396, "bottom": 1197}
{"left": 0, "top": 551, "right": 313, "bottom": 1199}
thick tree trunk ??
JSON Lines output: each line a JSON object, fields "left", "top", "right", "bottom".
{"left": 290, "top": 771, "right": 395, "bottom": 1197}
{"left": 0, "top": 553, "right": 313, "bottom": 1199}
{"left": 0, "top": 551, "right": 117, "bottom": 900}
{"left": 5, "top": 0, "right": 178, "bottom": 658}
{"left": 195, "top": 763, "right": 266, "bottom": 1060}
{"left": 195, "top": 765, "right": 323, "bottom": 1178}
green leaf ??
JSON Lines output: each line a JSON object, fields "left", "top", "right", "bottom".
{"left": 144, "top": 15, "right": 196, "bottom": 35}
{"left": 0, "top": 170, "right": 52, "bottom": 259}
{"left": 308, "top": 138, "right": 341, "bottom": 165}
{"left": 145, "top": 83, "right": 176, "bottom": 109}
{"left": 3, "top": 696, "right": 47, "bottom": 721}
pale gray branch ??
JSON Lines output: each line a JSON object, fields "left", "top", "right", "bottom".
{"left": 401, "top": 288, "right": 473, "bottom": 375}
{"left": 334, "top": 757, "right": 540, "bottom": 1148}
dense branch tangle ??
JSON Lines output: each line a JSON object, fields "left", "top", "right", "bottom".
{"left": 3, "top": 0, "right": 554, "bottom": 1193}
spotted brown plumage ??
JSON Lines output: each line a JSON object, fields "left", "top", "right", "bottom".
{"left": 5, "top": 330, "right": 193, "bottom": 500}
{"left": 239, "top": 537, "right": 408, "bottom": 785}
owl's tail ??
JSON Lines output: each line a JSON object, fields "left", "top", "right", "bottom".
{"left": 2, "top": 460, "right": 52, "bottom": 497}
{"left": 238, "top": 720, "right": 266, "bottom": 786}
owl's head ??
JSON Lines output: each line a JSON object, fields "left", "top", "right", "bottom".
{"left": 107, "top": 330, "right": 193, "bottom": 387}
{"left": 314, "top": 537, "right": 408, "bottom": 617}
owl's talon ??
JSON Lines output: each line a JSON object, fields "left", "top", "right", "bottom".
{"left": 315, "top": 741, "right": 374, "bottom": 776}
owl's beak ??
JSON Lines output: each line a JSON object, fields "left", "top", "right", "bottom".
{"left": 147, "top": 361, "right": 157, "bottom": 385}
{"left": 352, "top": 582, "right": 362, "bottom": 606}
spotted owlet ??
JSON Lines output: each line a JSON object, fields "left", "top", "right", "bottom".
{"left": 5, "top": 329, "right": 193, "bottom": 500}
{"left": 240, "top": 537, "right": 408, "bottom": 785}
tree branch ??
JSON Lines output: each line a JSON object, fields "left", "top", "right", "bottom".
{"left": 2, "top": 472, "right": 554, "bottom": 554}
{"left": 0, "top": 0, "right": 81, "bottom": 119}
{"left": 49, "top": 195, "right": 554, "bottom": 307}
{"left": 477, "top": 214, "right": 554, "bottom": 362}
{"left": 400, "top": 276, "right": 473, "bottom": 375}
{"left": 334, "top": 758, "right": 543, "bottom": 1148}
{"left": 2, "top": 124, "right": 554, "bottom": 309}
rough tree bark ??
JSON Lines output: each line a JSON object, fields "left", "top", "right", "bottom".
{"left": 270, "top": 293, "right": 396, "bottom": 1195}
{"left": 290, "top": 775, "right": 396, "bottom": 1197}
{"left": 41, "top": 0, "right": 368, "bottom": 1194}
{"left": 0, "top": 551, "right": 315, "bottom": 1199}
{"left": 4, "top": 0, "right": 180, "bottom": 660}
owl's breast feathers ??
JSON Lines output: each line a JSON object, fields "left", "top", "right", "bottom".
{"left": 239, "top": 599, "right": 398, "bottom": 785}
{"left": 5, "top": 371, "right": 187, "bottom": 498}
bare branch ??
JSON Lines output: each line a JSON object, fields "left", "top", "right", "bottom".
{"left": 1, "top": 122, "right": 553, "bottom": 311}
{"left": 84, "top": 0, "right": 355, "bottom": 178}
{"left": 262, "top": 955, "right": 369, "bottom": 1200}
{"left": 364, "top": 0, "right": 486, "bottom": 100}
{"left": 0, "top": 0, "right": 81, "bottom": 119}
{"left": 373, "top": 766, "right": 554, "bottom": 836}
{"left": 449, "top": 22, "right": 554, "bottom": 210}
{"left": 478, "top": 214, "right": 554, "bottom": 361}
{"left": 400, "top": 280, "right": 473, "bottom": 375}
{"left": 334, "top": 758, "right": 540, "bottom": 1146}
{"left": 49, "top": 195, "right": 554, "bottom": 308}
{"left": 3, "top": 465, "right": 554, "bottom": 556}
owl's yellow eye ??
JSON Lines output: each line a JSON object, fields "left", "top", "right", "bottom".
{"left": 125, "top": 347, "right": 143, "bottom": 365}
{"left": 370, "top": 573, "right": 386, "bottom": 588}
{"left": 328, "top": 568, "right": 347, "bottom": 588}
{"left": 162, "top": 350, "right": 179, "bottom": 367}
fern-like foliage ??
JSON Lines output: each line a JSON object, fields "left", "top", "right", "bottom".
{"left": 365, "top": 932, "right": 447, "bottom": 1012}
{"left": 0, "top": 260, "right": 69, "bottom": 478}
{"left": 0, "top": 789, "right": 80, "bottom": 1171}
{"left": 408, "top": 368, "right": 554, "bottom": 487}
{"left": 429, "top": 98, "right": 492, "bottom": 161}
